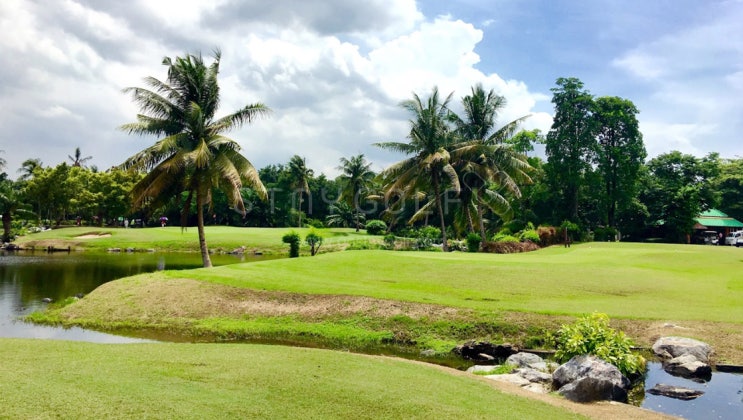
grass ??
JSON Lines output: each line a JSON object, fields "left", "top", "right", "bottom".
{"left": 172, "top": 242, "right": 743, "bottom": 323}
{"left": 14, "top": 226, "right": 378, "bottom": 254}
{"left": 0, "top": 339, "right": 586, "bottom": 420}
{"left": 34, "top": 242, "right": 743, "bottom": 363}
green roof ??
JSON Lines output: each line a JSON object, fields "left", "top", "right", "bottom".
{"left": 695, "top": 209, "right": 743, "bottom": 228}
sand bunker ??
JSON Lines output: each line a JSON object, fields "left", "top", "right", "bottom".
{"left": 76, "top": 233, "right": 112, "bottom": 239}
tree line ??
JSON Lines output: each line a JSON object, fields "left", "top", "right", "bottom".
{"left": 1, "top": 52, "right": 742, "bottom": 262}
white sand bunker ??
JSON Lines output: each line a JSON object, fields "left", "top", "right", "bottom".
{"left": 76, "top": 233, "right": 112, "bottom": 239}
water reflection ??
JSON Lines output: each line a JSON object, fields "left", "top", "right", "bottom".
{"left": 0, "top": 251, "right": 276, "bottom": 342}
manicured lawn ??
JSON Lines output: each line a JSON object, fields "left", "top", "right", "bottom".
{"left": 173, "top": 242, "right": 743, "bottom": 323}
{"left": 0, "top": 339, "right": 583, "bottom": 420}
{"left": 14, "top": 226, "right": 375, "bottom": 254}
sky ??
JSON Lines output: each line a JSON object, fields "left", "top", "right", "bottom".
{"left": 1, "top": 0, "right": 742, "bottom": 178}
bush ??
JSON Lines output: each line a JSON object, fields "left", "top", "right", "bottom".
{"left": 537, "top": 225, "right": 560, "bottom": 246}
{"left": 560, "top": 220, "right": 581, "bottom": 242}
{"left": 518, "top": 229, "right": 540, "bottom": 244}
{"left": 554, "top": 313, "right": 645, "bottom": 377}
{"left": 281, "top": 231, "right": 301, "bottom": 258}
{"left": 481, "top": 241, "right": 539, "bottom": 254}
{"left": 305, "top": 218, "right": 325, "bottom": 229}
{"left": 465, "top": 233, "right": 481, "bottom": 252}
{"left": 365, "top": 220, "right": 387, "bottom": 235}
{"left": 383, "top": 234, "right": 396, "bottom": 250}
{"left": 594, "top": 226, "right": 618, "bottom": 242}
{"left": 492, "top": 233, "right": 520, "bottom": 243}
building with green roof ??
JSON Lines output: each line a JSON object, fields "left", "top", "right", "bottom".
{"left": 693, "top": 209, "right": 743, "bottom": 236}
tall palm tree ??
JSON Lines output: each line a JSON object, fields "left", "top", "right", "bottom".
{"left": 337, "top": 154, "right": 374, "bottom": 231}
{"left": 287, "top": 155, "right": 313, "bottom": 227}
{"left": 17, "top": 158, "right": 43, "bottom": 181}
{"left": 375, "top": 87, "right": 460, "bottom": 251}
{"left": 449, "top": 84, "right": 532, "bottom": 241}
{"left": 119, "top": 50, "right": 270, "bottom": 267}
{"left": 68, "top": 147, "right": 93, "bottom": 168}
{"left": 0, "top": 150, "right": 6, "bottom": 172}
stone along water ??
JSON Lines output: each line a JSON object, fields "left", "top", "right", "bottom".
{"left": 0, "top": 251, "right": 277, "bottom": 342}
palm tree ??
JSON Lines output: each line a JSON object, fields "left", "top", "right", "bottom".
{"left": 0, "top": 150, "right": 6, "bottom": 172}
{"left": 375, "top": 87, "right": 460, "bottom": 251}
{"left": 287, "top": 155, "right": 313, "bottom": 227}
{"left": 449, "top": 84, "right": 532, "bottom": 241}
{"left": 337, "top": 154, "right": 374, "bottom": 231}
{"left": 119, "top": 50, "right": 270, "bottom": 267}
{"left": 68, "top": 147, "right": 93, "bottom": 168}
{"left": 325, "top": 201, "right": 359, "bottom": 228}
{"left": 17, "top": 158, "right": 43, "bottom": 181}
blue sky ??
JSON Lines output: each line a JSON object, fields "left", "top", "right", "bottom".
{"left": 1, "top": 0, "right": 741, "bottom": 177}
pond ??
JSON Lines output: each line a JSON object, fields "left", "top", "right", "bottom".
{"left": 0, "top": 250, "right": 277, "bottom": 342}
{"left": 641, "top": 362, "right": 743, "bottom": 420}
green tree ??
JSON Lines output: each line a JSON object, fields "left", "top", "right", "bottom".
{"left": 714, "top": 158, "right": 743, "bottom": 222}
{"left": 337, "top": 154, "right": 374, "bottom": 231}
{"left": 0, "top": 176, "right": 30, "bottom": 242}
{"left": 120, "top": 50, "right": 269, "bottom": 267}
{"left": 506, "top": 129, "right": 544, "bottom": 156}
{"left": 641, "top": 151, "right": 719, "bottom": 242}
{"left": 287, "top": 155, "right": 313, "bottom": 227}
{"left": 325, "top": 201, "right": 360, "bottom": 228}
{"left": 17, "top": 158, "right": 43, "bottom": 181}
{"left": 375, "top": 87, "right": 459, "bottom": 251}
{"left": 593, "top": 96, "right": 646, "bottom": 230}
{"left": 545, "top": 77, "right": 596, "bottom": 221}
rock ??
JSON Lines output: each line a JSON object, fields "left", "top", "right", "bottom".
{"left": 419, "top": 349, "right": 436, "bottom": 357}
{"left": 664, "top": 354, "right": 712, "bottom": 380}
{"left": 647, "top": 383, "right": 704, "bottom": 400}
{"left": 652, "top": 336, "right": 713, "bottom": 380}
{"left": 514, "top": 367, "right": 552, "bottom": 384}
{"left": 454, "top": 341, "right": 517, "bottom": 362}
{"left": 552, "top": 355, "right": 630, "bottom": 403}
{"left": 467, "top": 365, "right": 500, "bottom": 374}
{"left": 41, "top": 297, "right": 53, "bottom": 303}
{"left": 485, "top": 373, "right": 531, "bottom": 387}
{"left": 107, "top": 248, "right": 121, "bottom": 253}
{"left": 652, "top": 336, "right": 713, "bottom": 363}
{"left": 506, "top": 352, "right": 544, "bottom": 369}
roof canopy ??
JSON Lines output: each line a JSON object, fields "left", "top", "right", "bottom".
{"left": 695, "top": 209, "right": 743, "bottom": 229}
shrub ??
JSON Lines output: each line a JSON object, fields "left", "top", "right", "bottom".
{"left": 465, "top": 233, "right": 481, "bottom": 252}
{"left": 492, "top": 233, "right": 520, "bottom": 243}
{"left": 305, "top": 229, "right": 323, "bottom": 256}
{"left": 594, "top": 226, "right": 618, "bottom": 242}
{"left": 305, "top": 218, "right": 325, "bottom": 229}
{"left": 554, "top": 313, "right": 646, "bottom": 377}
{"left": 281, "top": 231, "right": 301, "bottom": 258}
{"left": 346, "top": 240, "right": 383, "bottom": 250}
{"left": 537, "top": 225, "right": 560, "bottom": 246}
{"left": 383, "top": 234, "right": 396, "bottom": 249}
{"left": 560, "top": 220, "right": 581, "bottom": 242}
{"left": 481, "top": 241, "right": 539, "bottom": 254}
{"left": 518, "top": 229, "right": 540, "bottom": 244}
{"left": 365, "top": 220, "right": 387, "bottom": 235}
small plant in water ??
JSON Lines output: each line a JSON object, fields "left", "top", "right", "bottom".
{"left": 554, "top": 312, "right": 645, "bottom": 377}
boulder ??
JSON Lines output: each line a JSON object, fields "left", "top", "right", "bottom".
{"left": 454, "top": 341, "right": 517, "bottom": 362}
{"left": 552, "top": 355, "right": 630, "bottom": 403}
{"left": 485, "top": 373, "right": 531, "bottom": 387}
{"left": 647, "top": 383, "right": 704, "bottom": 400}
{"left": 652, "top": 336, "right": 713, "bottom": 363}
{"left": 466, "top": 365, "right": 500, "bottom": 374}
{"left": 652, "top": 337, "right": 713, "bottom": 380}
{"left": 506, "top": 352, "right": 548, "bottom": 370}
{"left": 514, "top": 367, "right": 552, "bottom": 384}
{"left": 664, "top": 354, "right": 712, "bottom": 380}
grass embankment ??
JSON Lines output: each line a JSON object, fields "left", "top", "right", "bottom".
{"left": 36, "top": 242, "right": 743, "bottom": 363}
{"left": 14, "top": 226, "right": 377, "bottom": 254}
{"left": 0, "top": 339, "right": 603, "bottom": 420}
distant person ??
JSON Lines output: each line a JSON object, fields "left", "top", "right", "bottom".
{"left": 124, "top": 218, "right": 129, "bottom": 228}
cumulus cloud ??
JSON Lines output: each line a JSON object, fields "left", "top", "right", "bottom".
{"left": 0, "top": 0, "right": 549, "bottom": 178}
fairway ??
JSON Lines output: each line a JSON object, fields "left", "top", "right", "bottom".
{"left": 174, "top": 242, "right": 743, "bottom": 322}
{"left": 0, "top": 339, "right": 594, "bottom": 420}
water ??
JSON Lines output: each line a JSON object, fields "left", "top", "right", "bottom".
{"left": 641, "top": 362, "right": 743, "bottom": 419}
{"left": 0, "top": 250, "right": 276, "bottom": 342}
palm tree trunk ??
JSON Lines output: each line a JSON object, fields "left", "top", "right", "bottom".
{"left": 196, "top": 189, "right": 213, "bottom": 268}
{"left": 433, "top": 176, "right": 449, "bottom": 252}
{"left": 298, "top": 193, "right": 303, "bottom": 227}
{"left": 354, "top": 209, "right": 360, "bottom": 232}
{"left": 477, "top": 191, "right": 487, "bottom": 244}
{"left": 2, "top": 212, "right": 11, "bottom": 243}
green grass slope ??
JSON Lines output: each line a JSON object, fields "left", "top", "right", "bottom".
{"left": 175, "top": 242, "right": 743, "bottom": 322}
{"left": 0, "top": 339, "right": 583, "bottom": 420}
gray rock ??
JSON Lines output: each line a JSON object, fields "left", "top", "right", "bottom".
{"left": 419, "top": 349, "right": 436, "bottom": 357}
{"left": 552, "top": 355, "right": 630, "bottom": 403}
{"left": 514, "top": 367, "right": 552, "bottom": 384}
{"left": 506, "top": 352, "right": 544, "bottom": 369}
{"left": 664, "top": 354, "right": 712, "bottom": 380}
{"left": 485, "top": 373, "right": 531, "bottom": 387}
{"left": 466, "top": 365, "right": 500, "bottom": 374}
{"left": 652, "top": 336, "right": 713, "bottom": 363}
{"left": 647, "top": 383, "right": 704, "bottom": 400}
